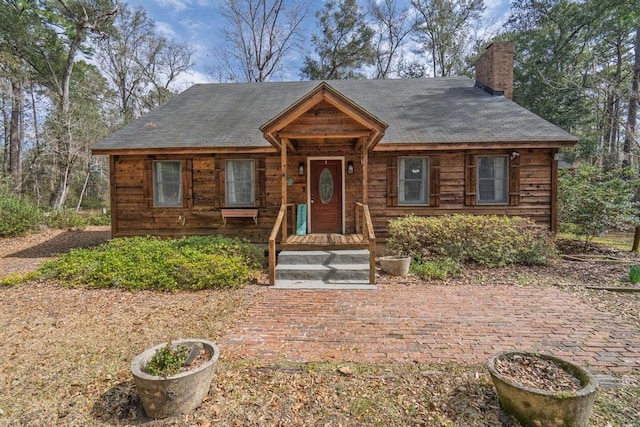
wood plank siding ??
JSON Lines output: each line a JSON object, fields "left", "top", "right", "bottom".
{"left": 109, "top": 147, "right": 558, "bottom": 240}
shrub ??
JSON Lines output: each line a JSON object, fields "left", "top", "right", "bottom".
{"left": 387, "top": 214, "right": 556, "bottom": 267}
{"left": 411, "top": 259, "right": 462, "bottom": 280}
{"left": 38, "top": 235, "right": 262, "bottom": 291}
{"left": 0, "top": 182, "right": 43, "bottom": 237}
{"left": 558, "top": 167, "right": 640, "bottom": 245}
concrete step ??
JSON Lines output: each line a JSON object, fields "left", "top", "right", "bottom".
{"left": 273, "top": 280, "right": 377, "bottom": 290}
{"left": 277, "top": 249, "right": 370, "bottom": 265}
{"left": 275, "top": 263, "right": 370, "bottom": 282}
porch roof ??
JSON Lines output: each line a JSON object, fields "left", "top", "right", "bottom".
{"left": 93, "top": 78, "right": 578, "bottom": 153}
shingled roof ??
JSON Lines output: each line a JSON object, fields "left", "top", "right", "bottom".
{"left": 93, "top": 77, "right": 577, "bottom": 153}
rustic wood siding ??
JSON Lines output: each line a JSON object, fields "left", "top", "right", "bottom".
{"left": 110, "top": 147, "right": 556, "bottom": 241}
{"left": 111, "top": 154, "right": 282, "bottom": 240}
{"left": 368, "top": 148, "right": 555, "bottom": 240}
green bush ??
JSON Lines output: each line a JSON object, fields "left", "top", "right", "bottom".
{"left": 46, "top": 209, "right": 111, "bottom": 229}
{"left": 558, "top": 167, "right": 639, "bottom": 245}
{"left": 387, "top": 214, "right": 556, "bottom": 267}
{"left": 38, "top": 235, "right": 262, "bottom": 291}
{"left": 0, "top": 182, "right": 44, "bottom": 237}
{"left": 411, "top": 259, "right": 462, "bottom": 280}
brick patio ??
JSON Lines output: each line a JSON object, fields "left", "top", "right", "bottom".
{"left": 221, "top": 283, "right": 640, "bottom": 374}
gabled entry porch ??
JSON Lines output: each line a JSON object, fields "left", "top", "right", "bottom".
{"left": 260, "top": 82, "right": 387, "bottom": 286}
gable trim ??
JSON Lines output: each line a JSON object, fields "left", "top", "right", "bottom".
{"left": 260, "top": 81, "right": 387, "bottom": 151}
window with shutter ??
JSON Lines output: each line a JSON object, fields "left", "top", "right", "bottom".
{"left": 398, "top": 157, "right": 429, "bottom": 205}
{"left": 225, "top": 159, "right": 255, "bottom": 207}
{"left": 465, "top": 153, "right": 520, "bottom": 206}
{"left": 153, "top": 161, "right": 182, "bottom": 207}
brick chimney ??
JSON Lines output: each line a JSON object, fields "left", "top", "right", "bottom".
{"left": 475, "top": 43, "right": 514, "bottom": 99}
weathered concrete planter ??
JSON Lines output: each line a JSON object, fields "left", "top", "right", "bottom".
{"left": 487, "top": 351, "right": 598, "bottom": 427}
{"left": 131, "top": 339, "right": 220, "bottom": 419}
{"left": 379, "top": 256, "right": 411, "bottom": 276}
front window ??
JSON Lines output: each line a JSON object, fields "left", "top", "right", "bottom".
{"left": 226, "top": 159, "right": 255, "bottom": 206}
{"left": 153, "top": 161, "right": 182, "bottom": 207}
{"left": 398, "top": 157, "right": 428, "bottom": 205}
{"left": 477, "top": 155, "right": 508, "bottom": 204}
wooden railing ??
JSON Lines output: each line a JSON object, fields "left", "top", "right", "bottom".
{"left": 355, "top": 202, "right": 376, "bottom": 284}
{"left": 268, "top": 203, "right": 295, "bottom": 285}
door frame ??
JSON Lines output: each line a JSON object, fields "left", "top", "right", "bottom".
{"left": 306, "top": 156, "right": 345, "bottom": 234}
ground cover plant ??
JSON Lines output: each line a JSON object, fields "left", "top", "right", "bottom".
{"left": 387, "top": 214, "right": 556, "bottom": 267}
{"left": 36, "top": 235, "right": 263, "bottom": 290}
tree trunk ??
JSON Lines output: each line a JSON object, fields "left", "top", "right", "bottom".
{"left": 9, "top": 78, "right": 24, "bottom": 191}
{"left": 1, "top": 87, "right": 9, "bottom": 175}
{"left": 628, "top": 29, "right": 640, "bottom": 252}
{"left": 623, "top": 28, "right": 639, "bottom": 168}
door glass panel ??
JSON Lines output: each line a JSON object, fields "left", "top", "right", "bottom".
{"left": 319, "top": 168, "right": 334, "bottom": 204}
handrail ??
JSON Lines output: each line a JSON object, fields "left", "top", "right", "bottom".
{"left": 355, "top": 202, "right": 376, "bottom": 284}
{"left": 268, "top": 203, "right": 295, "bottom": 286}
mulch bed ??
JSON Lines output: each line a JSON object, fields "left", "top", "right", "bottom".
{"left": 493, "top": 353, "right": 583, "bottom": 392}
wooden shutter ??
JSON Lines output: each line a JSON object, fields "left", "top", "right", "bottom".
{"left": 429, "top": 155, "right": 441, "bottom": 207}
{"left": 143, "top": 159, "right": 153, "bottom": 208}
{"left": 508, "top": 154, "right": 521, "bottom": 206}
{"left": 386, "top": 156, "right": 397, "bottom": 206}
{"left": 255, "top": 157, "right": 266, "bottom": 208}
{"left": 182, "top": 159, "right": 193, "bottom": 208}
{"left": 214, "top": 158, "right": 223, "bottom": 209}
{"left": 464, "top": 154, "right": 477, "bottom": 206}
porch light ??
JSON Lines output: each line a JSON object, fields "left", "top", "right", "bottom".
{"left": 298, "top": 162, "right": 305, "bottom": 176}
{"left": 347, "top": 161, "right": 354, "bottom": 175}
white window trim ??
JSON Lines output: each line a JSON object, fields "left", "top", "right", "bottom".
{"left": 477, "top": 155, "right": 509, "bottom": 205}
{"left": 153, "top": 160, "right": 182, "bottom": 208}
{"left": 225, "top": 159, "right": 255, "bottom": 207}
{"left": 398, "top": 156, "right": 429, "bottom": 205}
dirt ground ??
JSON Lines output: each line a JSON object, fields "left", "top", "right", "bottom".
{"left": 0, "top": 229, "right": 639, "bottom": 426}
{"left": 0, "top": 226, "right": 111, "bottom": 278}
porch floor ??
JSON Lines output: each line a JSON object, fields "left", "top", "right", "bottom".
{"left": 281, "top": 233, "right": 368, "bottom": 250}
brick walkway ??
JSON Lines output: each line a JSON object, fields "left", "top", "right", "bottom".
{"left": 221, "top": 283, "right": 640, "bottom": 374}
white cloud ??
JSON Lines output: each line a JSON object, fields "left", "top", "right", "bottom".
{"left": 157, "top": 0, "right": 191, "bottom": 12}
{"left": 155, "top": 21, "right": 179, "bottom": 38}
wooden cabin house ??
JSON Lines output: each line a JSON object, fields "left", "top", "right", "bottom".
{"left": 92, "top": 44, "right": 577, "bottom": 286}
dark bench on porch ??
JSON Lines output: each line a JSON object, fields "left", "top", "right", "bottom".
{"left": 221, "top": 208, "right": 258, "bottom": 225}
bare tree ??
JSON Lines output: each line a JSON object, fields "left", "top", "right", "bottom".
{"left": 411, "top": 0, "right": 485, "bottom": 77}
{"left": 367, "top": 0, "right": 414, "bottom": 78}
{"left": 97, "top": 5, "right": 154, "bottom": 124}
{"left": 97, "top": 4, "right": 194, "bottom": 124}
{"left": 216, "top": 0, "right": 308, "bottom": 82}
{"left": 138, "top": 35, "right": 194, "bottom": 109}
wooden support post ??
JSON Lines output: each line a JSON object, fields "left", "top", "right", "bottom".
{"left": 109, "top": 155, "right": 117, "bottom": 236}
{"left": 269, "top": 238, "right": 276, "bottom": 285}
{"left": 361, "top": 137, "right": 369, "bottom": 204}
{"left": 281, "top": 138, "right": 288, "bottom": 241}
{"left": 550, "top": 149, "right": 558, "bottom": 233}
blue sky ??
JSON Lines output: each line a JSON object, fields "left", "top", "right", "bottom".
{"left": 124, "top": 0, "right": 513, "bottom": 84}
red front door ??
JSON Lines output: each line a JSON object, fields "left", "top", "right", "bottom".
{"left": 309, "top": 159, "right": 343, "bottom": 233}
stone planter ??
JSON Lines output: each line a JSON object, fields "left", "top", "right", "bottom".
{"left": 486, "top": 350, "right": 598, "bottom": 427}
{"left": 379, "top": 256, "right": 411, "bottom": 276}
{"left": 131, "top": 339, "right": 220, "bottom": 419}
